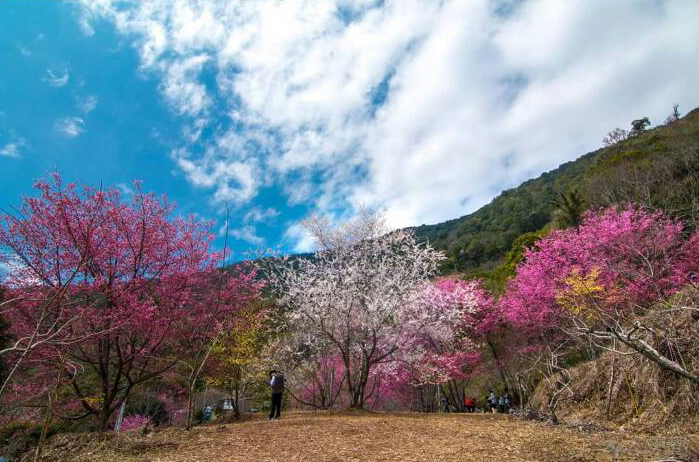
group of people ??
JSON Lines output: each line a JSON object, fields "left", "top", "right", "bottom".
{"left": 268, "top": 371, "right": 513, "bottom": 418}
{"left": 486, "top": 390, "right": 511, "bottom": 413}
{"left": 443, "top": 390, "right": 511, "bottom": 413}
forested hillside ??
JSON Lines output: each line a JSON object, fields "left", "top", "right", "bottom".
{"left": 413, "top": 107, "right": 699, "bottom": 272}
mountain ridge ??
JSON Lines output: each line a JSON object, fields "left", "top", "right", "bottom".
{"left": 410, "top": 106, "right": 699, "bottom": 273}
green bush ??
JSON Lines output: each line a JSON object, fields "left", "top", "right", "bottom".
{"left": 0, "top": 420, "right": 41, "bottom": 460}
{"left": 0, "top": 420, "right": 67, "bottom": 460}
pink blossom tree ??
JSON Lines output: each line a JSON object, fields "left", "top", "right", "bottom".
{"left": 500, "top": 205, "right": 699, "bottom": 417}
{"left": 388, "top": 278, "right": 484, "bottom": 410}
{"left": 0, "top": 174, "right": 256, "bottom": 430}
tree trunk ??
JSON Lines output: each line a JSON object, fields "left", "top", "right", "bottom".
{"left": 549, "top": 401, "right": 559, "bottom": 425}
{"left": 486, "top": 337, "right": 510, "bottom": 390}
{"left": 99, "top": 409, "right": 110, "bottom": 432}
{"left": 347, "top": 360, "right": 369, "bottom": 409}
{"left": 233, "top": 385, "right": 240, "bottom": 420}
{"left": 349, "top": 382, "right": 365, "bottom": 408}
{"left": 606, "top": 340, "right": 617, "bottom": 418}
{"left": 612, "top": 327, "right": 699, "bottom": 385}
{"left": 349, "top": 376, "right": 367, "bottom": 409}
{"left": 516, "top": 373, "right": 528, "bottom": 409}
{"left": 186, "top": 382, "right": 196, "bottom": 430}
{"left": 98, "top": 395, "right": 115, "bottom": 432}
{"left": 34, "top": 372, "right": 61, "bottom": 462}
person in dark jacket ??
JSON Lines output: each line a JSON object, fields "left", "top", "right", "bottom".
{"left": 269, "top": 370, "right": 285, "bottom": 420}
{"left": 502, "top": 391, "right": 511, "bottom": 413}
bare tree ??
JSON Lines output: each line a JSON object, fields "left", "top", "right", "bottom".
{"left": 265, "top": 334, "right": 346, "bottom": 410}
{"left": 517, "top": 335, "right": 576, "bottom": 424}
{"left": 602, "top": 128, "right": 630, "bottom": 147}
{"left": 560, "top": 267, "right": 699, "bottom": 388}
{"left": 665, "top": 103, "right": 681, "bottom": 125}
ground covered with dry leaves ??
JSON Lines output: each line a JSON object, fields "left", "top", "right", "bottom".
{"left": 32, "top": 411, "right": 696, "bottom": 461}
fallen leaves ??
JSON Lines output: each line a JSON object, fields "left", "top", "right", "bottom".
{"left": 29, "top": 411, "right": 696, "bottom": 462}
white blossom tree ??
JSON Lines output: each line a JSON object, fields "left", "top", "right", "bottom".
{"left": 263, "top": 210, "right": 444, "bottom": 408}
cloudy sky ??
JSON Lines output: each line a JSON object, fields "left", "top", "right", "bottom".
{"left": 1, "top": 0, "right": 698, "bottom": 256}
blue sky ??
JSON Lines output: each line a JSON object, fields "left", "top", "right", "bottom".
{"left": 2, "top": 0, "right": 698, "bottom": 258}
{"left": 1, "top": 0, "right": 305, "bottom": 258}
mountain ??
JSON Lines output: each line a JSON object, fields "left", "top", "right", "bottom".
{"left": 412, "top": 106, "right": 699, "bottom": 273}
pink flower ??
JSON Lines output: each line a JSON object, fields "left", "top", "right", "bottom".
{"left": 120, "top": 414, "right": 151, "bottom": 432}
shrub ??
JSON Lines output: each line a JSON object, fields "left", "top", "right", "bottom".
{"left": 0, "top": 420, "right": 68, "bottom": 460}
{"left": 120, "top": 414, "right": 151, "bottom": 432}
{"left": 126, "top": 394, "right": 169, "bottom": 426}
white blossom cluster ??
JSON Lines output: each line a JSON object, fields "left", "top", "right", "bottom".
{"left": 263, "top": 210, "right": 444, "bottom": 405}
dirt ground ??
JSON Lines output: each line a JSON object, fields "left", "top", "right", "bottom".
{"left": 34, "top": 411, "right": 697, "bottom": 462}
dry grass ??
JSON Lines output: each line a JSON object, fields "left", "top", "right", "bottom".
{"left": 530, "top": 289, "right": 699, "bottom": 435}
{"left": 30, "top": 411, "right": 697, "bottom": 462}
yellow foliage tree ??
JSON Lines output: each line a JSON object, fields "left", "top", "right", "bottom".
{"left": 556, "top": 267, "right": 606, "bottom": 323}
{"left": 205, "top": 299, "right": 271, "bottom": 418}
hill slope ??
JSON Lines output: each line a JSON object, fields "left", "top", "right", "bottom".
{"left": 412, "top": 107, "right": 699, "bottom": 272}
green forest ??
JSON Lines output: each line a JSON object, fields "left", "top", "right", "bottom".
{"left": 413, "top": 107, "right": 699, "bottom": 278}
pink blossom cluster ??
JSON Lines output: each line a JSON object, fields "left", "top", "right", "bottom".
{"left": 119, "top": 414, "right": 151, "bottom": 432}
{"left": 501, "top": 205, "right": 699, "bottom": 337}
{"left": 382, "top": 278, "right": 490, "bottom": 389}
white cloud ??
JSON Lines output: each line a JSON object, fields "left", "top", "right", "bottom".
{"left": 1, "top": 138, "right": 26, "bottom": 158}
{"left": 44, "top": 68, "right": 69, "bottom": 87}
{"left": 0, "top": 254, "right": 42, "bottom": 286}
{"left": 78, "top": 9, "right": 95, "bottom": 36}
{"left": 283, "top": 221, "right": 315, "bottom": 253}
{"left": 56, "top": 117, "right": 85, "bottom": 137}
{"left": 229, "top": 225, "right": 265, "bottom": 246}
{"left": 160, "top": 54, "right": 211, "bottom": 116}
{"left": 80, "top": 0, "right": 699, "bottom": 243}
{"left": 182, "top": 117, "right": 209, "bottom": 143}
{"left": 117, "top": 182, "right": 135, "bottom": 197}
{"left": 78, "top": 95, "right": 99, "bottom": 113}
{"left": 173, "top": 150, "right": 259, "bottom": 204}
{"left": 215, "top": 207, "right": 279, "bottom": 247}
{"left": 244, "top": 207, "right": 279, "bottom": 224}
{"left": 227, "top": 207, "right": 281, "bottom": 245}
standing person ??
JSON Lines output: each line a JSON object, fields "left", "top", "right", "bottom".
{"left": 498, "top": 394, "right": 505, "bottom": 413}
{"left": 488, "top": 390, "right": 497, "bottom": 414}
{"left": 269, "top": 370, "right": 285, "bottom": 420}
{"left": 503, "top": 391, "right": 511, "bottom": 414}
